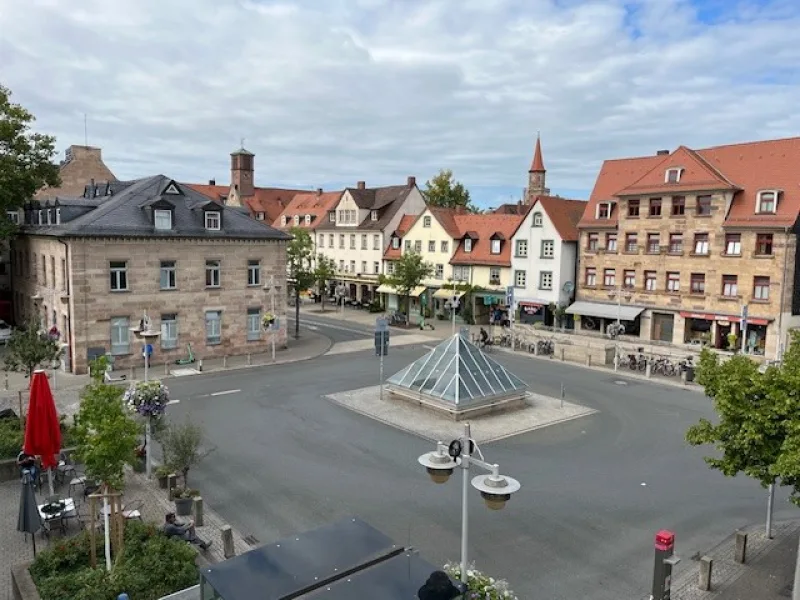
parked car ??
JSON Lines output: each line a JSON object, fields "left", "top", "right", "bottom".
{"left": 0, "top": 320, "right": 12, "bottom": 345}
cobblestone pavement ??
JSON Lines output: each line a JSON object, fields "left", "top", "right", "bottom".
{"left": 671, "top": 519, "right": 800, "bottom": 600}
{"left": 2, "top": 468, "right": 252, "bottom": 600}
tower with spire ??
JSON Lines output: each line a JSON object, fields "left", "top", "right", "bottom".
{"left": 524, "top": 134, "right": 549, "bottom": 203}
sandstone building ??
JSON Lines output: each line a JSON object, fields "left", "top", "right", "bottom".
{"left": 571, "top": 137, "right": 800, "bottom": 359}
{"left": 11, "top": 176, "right": 290, "bottom": 374}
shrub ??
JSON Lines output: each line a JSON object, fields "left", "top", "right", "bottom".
{"left": 0, "top": 415, "right": 77, "bottom": 460}
{"left": 30, "top": 520, "right": 197, "bottom": 600}
{"left": 443, "top": 562, "right": 518, "bottom": 600}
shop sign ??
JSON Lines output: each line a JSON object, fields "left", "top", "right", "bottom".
{"left": 519, "top": 302, "right": 543, "bottom": 315}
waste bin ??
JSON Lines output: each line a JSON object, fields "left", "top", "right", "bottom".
{"left": 682, "top": 366, "right": 695, "bottom": 383}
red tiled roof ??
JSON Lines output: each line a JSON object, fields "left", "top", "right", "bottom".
{"left": 186, "top": 183, "right": 229, "bottom": 203}
{"left": 395, "top": 214, "right": 416, "bottom": 236}
{"left": 187, "top": 184, "right": 303, "bottom": 223}
{"left": 532, "top": 196, "right": 587, "bottom": 242}
{"left": 450, "top": 214, "right": 525, "bottom": 266}
{"left": 579, "top": 137, "right": 800, "bottom": 229}
{"left": 272, "top": 191, "right": 343, "bottom": 230}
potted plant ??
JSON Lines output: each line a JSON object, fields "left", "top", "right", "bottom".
{"left": 159, "top": 418, "right": 214, "bottom": 491}
{"left": 172, "top": 487, "right": 199, "bottom": 516}
{"left": 262, "top": 312, "right": 276, "bottom": 330}
{"left": 726, "top": 332, "right": 738, "bottom": 351}
{"left": 123, "top": 380, "right": 170, "bottom": 418}
{"left": 155, "top": 465, "right": 172, "bottom": 489}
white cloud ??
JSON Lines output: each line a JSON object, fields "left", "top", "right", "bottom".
{"left": 1, "top": 0, "right": 799, "bottom": 204}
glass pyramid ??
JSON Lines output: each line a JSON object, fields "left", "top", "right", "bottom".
{"left": 386, "top": 332, "right": 528, "bottom": 408}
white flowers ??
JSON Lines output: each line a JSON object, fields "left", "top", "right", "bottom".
{"left": 442, "top": 562, "right": 518, "bottom": 600}
{"left": 123, "top": 380, "right": 169, "bottom": 417}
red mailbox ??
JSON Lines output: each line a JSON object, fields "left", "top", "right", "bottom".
{"left": 655, "top": 530, "right": 675, "bottom": 552}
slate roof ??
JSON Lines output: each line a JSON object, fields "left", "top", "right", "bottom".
{"left": 580, "top": 136, "right": 800, "bottom": 229}
{"left": 341, "top": 184, "right": 415, "bottom": 231}
{"left": 24, "top": 175, "right": 291, "bottom": 241}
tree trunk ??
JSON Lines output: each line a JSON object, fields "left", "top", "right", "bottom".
{"left": 321, "top": 286, "right": 326, "bottom": 312}
{"left": 294, "top": 290, "right": 300, "bottom": 339}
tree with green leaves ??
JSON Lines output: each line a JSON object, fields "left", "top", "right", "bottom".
{"left": 423, "top": 169, "right": 478, "bottom": 213}
{"left": 287, "top": 227, "right": 316, "bottom": 339}
{"left": 0, "top": 85, "right": 60, "bottom": 239}
{"left": 3, "top": 319, "right": 64, "bottom": 382}
{"left": 313, "top": 254, "right": 337, "bottom": 312}
{"left": 158, "top": 418, "right": 213, "bottom": 488}
{"left": 386, "top": 251, "right": 433, "bottom": 318}
{"left": 72, "top": 382, "right": 140, "bottom": 490}
{"left": 687, "top": 331, "right": 800, "bottom": 508}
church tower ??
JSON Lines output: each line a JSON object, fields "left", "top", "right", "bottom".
{"left": 230, "top": 146, "right": 255, "bottom": 198}
{"left": 524, "top": 135, "right": 549, "bottom": 203}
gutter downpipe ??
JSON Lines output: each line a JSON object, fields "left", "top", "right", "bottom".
{"left": 777, "top": 228, "right": 790, "bottom": 362}
{"left": 57, "top": 238, "right": 73, "bottom": 373}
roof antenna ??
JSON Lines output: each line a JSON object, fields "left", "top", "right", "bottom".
{"left": 240, "top": 137, "right": 245, "bottom": 149}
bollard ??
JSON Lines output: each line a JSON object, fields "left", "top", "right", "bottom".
{"left": 193, "top": 497, "right": 204, "bottom": 527}
{"left": 698, "top": 556, "right": 713, "bottom": 591}
{"left": 164, "top": 361, "right": 168, "bottom": 376}
{"left": 735, "top": 531, "right": 747, "bottom": 564}
{"left": 223, "top": 356, "right": 227, "bottom": 368}
{"left": 4, "top": 371, "right": 7, "bottom": 390}
{"left": 247, "top": 353, "right": 251, "bottom": 366}
{"left": 646, "top": 360, "right": 652, "bottom": 378}
{"left": 586, "top": 354, "right": 592, "bottom": 367}
{"left": 560, "top": 383, "right": 565, "bottom": 409}
{"left": 167, "top": 474, "right": 177, "bottom": 500}
{"left": 198, "top": 359, "right": 203, "bottom": 372}
{"left": 129, "top": 366, "right": 134, "bottom": 381}
{"left": 533, "top": 342, "right": 539, "bottom": 356}
{"left": 221, "top": 525, "right": 235, "bottom": 558}
{"left": 560, "top": 347, "right": 565, "bottom": 361}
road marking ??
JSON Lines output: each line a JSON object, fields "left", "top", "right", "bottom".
{"left": 288, "top": 317, "right": 372, "bottom": 336}
{"left": 306, "top": 325, "right": 319, "bottom": 330}
{"left": 166, "top": 399, "right": 181, "bottom": 405}
{"left": 423, "top": 345, "right": 435, "bottom": 350}
{"left": 210, "top": 389, "right": 241, "bottom": 397}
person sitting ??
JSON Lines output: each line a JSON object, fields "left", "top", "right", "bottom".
{"left": 17, "top": 447, "right": 38, "bottom": 482}
{"left": 163, "top": 512, "right": 211, "bottom": 550}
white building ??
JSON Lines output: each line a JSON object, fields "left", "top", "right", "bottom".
{"left": 509, "top": 195, "right": 586, "bottom": 325}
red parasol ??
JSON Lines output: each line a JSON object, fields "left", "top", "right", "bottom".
{"left": 24, "top": 370, "right": 62, "bottom": 469}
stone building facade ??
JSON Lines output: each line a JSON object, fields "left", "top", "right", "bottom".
{"left": 12, "top": 176, "right": 290, "bottom": 374}
{"left": 571, "top": 138, "right": 800, "bottom": 360}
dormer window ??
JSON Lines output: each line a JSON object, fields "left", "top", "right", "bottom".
{"left": 757, "top": 190, "right": 778, "bottom": 214}
{"left": 596, "top": 202, "right": 611, "bottom": 219}
{"left": 205, "top": 211, "right": 221, "bottom": 231}
{"left": 46, "top": 209, "right": 52, "bottom": 225}
{"left": 6, "top": 210, "right": 18, "bottom": 225}
{"left": 392, "top": 237, "right": 400, "bottom": 249}
{"left": 370, "top": 210, "right": 378, "bottom": 221}
{"left": 490, "top": 239, "right": 501, "bottom": 254}
{"left": 464, "top": 238, "right": 473, "bottom": 252}
{"left": 55, "top": 208, "right": 61, "bottom": 224}
{"left": 532, "top": 212, "right": 543, "bottom": 227}
{"left": 281, "top": 216, "right": 288, "bottom": 226}
{"left": 256, "top": 212, "right": 265, "bottom": 221}
{"left": 37, "top": 210, "right": 43, "bottom": 224}
{"left": 304, "top": 214, "right": 311, "bottom": 225}
{"left": 423, "top": 216, "right": 432, "bottom": 228}
{"left": 329, "top": 212, "right": 335, "bottom": 223}
{"left": 665, "top": 168, "right": 683, "bottom": 184}
{"left": 154, "top": 209, "right": 172, "bottom": 230}
{"left": 293, "top": 215, "right": 300, "bottom": 226}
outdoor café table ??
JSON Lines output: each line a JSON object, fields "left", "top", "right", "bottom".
{"left": 38, "top": 498, "right": 76, "bottom": 534}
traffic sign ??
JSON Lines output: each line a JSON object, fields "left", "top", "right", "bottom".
{"left": 142, "top": 344, "right": 153, "bottom": 358}
{"left": 374, "top": 330, "right": 390, "bottom": 356}
{"left": 375, "top": 317, "right": 388, "bottom": 332}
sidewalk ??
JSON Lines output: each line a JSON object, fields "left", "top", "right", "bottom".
{"left": 1, "top": 468, "right": 252, "bottom": 600}
{"left": 672, "top": 519, "right": 800, "bottom": 600}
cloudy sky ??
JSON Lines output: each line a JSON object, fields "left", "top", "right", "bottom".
{"left": 2, "top": 0, "right": 799, "bottom": 207}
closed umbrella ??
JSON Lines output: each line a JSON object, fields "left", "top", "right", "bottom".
{"left": 17, "top": 472, "right": 41, "bottom": 556}
{"left": 24, "top": 370, "right": 62, "bottom": 496}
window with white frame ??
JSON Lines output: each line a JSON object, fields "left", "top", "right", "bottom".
{"left": 514, "top": 270, "right": 526, "bottom": 287}
{"left": 423, "top": 216, "right": 432, "bottom": 228}
{"left": 110, "top": 261, "right": 128, "bottom": 291}
{"left": 154, "top": 209, "right": 172, "bottom": 230}
{"left": 373, "top": 235, "right": 380, "bottom": 250}
{"left": 539, "top": 271, "right": 553, "bottom": 290}
{"left": 205, "top": 260, "right": 221, "bottom": 287}
{"left": 161, "top": 314, "right": 178, "bottom": 349}
{"left": 596, "top": 203, "right": 611, "bottom": 219}
{"left": 435, "top": 264, "right": 444, "bottom": 279}
{"left": 247, "top": 259, "right": 261, "bottom": 286}
{"left": 370, "top": 210, "right": 378, "bottom": 221}
{"left": 160, "top": 260, "right": 176, "bottom": 290}
{"left": 665, "top": 168, "right": 682, "bottom": 183}
{"left": 361, "top": 234, "right": 367, "bottom": 250}
{"left": 281, "top": 216, "right": 288, "bottom": 226}
{"left": 667, "top": 271, "right": 680, "bottom": 292}
{"left": 386, "top": 262, "right": 394, "bottom": 274}
{"left": 329, "top": 234, "right": 334, "bottom": 247}
{"left": 6, "top": 210, "right": 18, "bottom": 224}
{"left": 753, "top": 276, "right": 770, "bottom": 300}
{"left": 56, "top": 207, "right": 62, "bottom": 223}
{"left": 339, "top": 260, "right": 344, "bottom": 271}
{"left": 293, "top": 215, "right": 300, "bottom": 226}
{"left": 350, "top": 235, "right": 356, "bottom": 249}
{"left": 329, "top": 212, "right": 336, "bottom": 223}
{"left": 206, "top": 310, "right": 221, "bottom": 344}
{"left": 463, "top": 238, "right": 473, "bottom": 252}
{"left": 725, "top": 233, "right": 741, "bottom": 255}
{"left": 46, "top": 210, "right": 51, "bottom": 225}
{"left": 428, "top": 241, "right": 436, "bottom": 252}
{"left": 392, "top": 237, "right": 400, "bottom": 249}
{"left": 256, "top": 212, "right": 265, "bottom": 221}
{"left": 722, "top": 274, "right": 738, "bottom": 297}
{"left": 110, "top": 317, "right": 130, "bottom": 355}
{"left": 489, "top": 267, "right": 500, "bottom": 285}
{"left": 515, "top": 239, "right": 528, "bottom": 257}
{"left": 350, "top": 260, "right": 355, "bottom": 272}
{"left": 585, "top": 267, "right": 596, "bottom": 286}
{"left": 205, "top": 211, "right": 221, "bottom": 230}
{"left": 319, "top": 234, "right": 325, "bottom": 247}
{"left": 373, "top": 261, "right": 380, "bottom": 274}
{"left": 304, "top": 215, "right": 311, "bottom": 225}
{"left": 441, "top": 241, "right": 449, "bottom": 253}
{"left": 757, "top": 191, "right": 777, "bottom": 213}
{"left": 603, "top": 269, "right": 616, "bottom": 287}
{"left": 404, "top": 240, "right": 411, "bottom": 251}
{"left": 339, "top": 234, "right": 345, "bottom": 249}
{"left": 645, "top": 271, "right": 657, "bottom": 291}
{"left": 453, "top": 265, "right": 471, "bottom": 281}
{"left": 532, "top": 212, "right": 542, "bottom": 227}
{"left": 693, "top": 233, "right": 709, "bottom": 255}
{"left": 490, "top": 239, "right": 501, "bottom": 254}
{"left": 541, "top": 240, "right": 554, "bottom": 258}
{"left": 361, "top": 261, "right": 367, "bottom": 273}
{"left": 414, "top": 241, "right": 422, "bottom": 253}
{"left": 247, "top": 308, "right": 261, "bottom": 341}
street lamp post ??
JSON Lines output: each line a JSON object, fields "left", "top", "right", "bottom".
{"left": 130, "top": 311, "right": 160, "bottom": 478}
{"left": 608, "top": 283, "right": 631, "bottom": 372}
{"left": 417, "top": 423, "right": 521, "bottom": 585}
{"left": 264, "top": 276, "right": 281, "bottom": 361}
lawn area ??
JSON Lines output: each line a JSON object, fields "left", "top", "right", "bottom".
{"left": 29, "top": 520, "right": 198, "bottom": 600}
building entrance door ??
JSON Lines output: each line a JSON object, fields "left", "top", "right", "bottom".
{"left": 652, "top": 313, "right": 674, "bottom": 343}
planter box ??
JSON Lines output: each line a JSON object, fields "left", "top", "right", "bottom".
{"left": 11, "top": 562, "right": 41, "bottom": 600}
{"left": 174, "top": 497, "right": 194, "bottom": 517}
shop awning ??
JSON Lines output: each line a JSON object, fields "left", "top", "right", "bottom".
{"left": 566, "top": 301, "right": 644, "bottom": 321}
{"left": 376, "top": 284, "right": 426, "bottom": 297}
{"left": 680, "top": 311, "right": 771, "bottom": 326}
{"left": 433, "top": 289, "right": 466, "bottom": 300}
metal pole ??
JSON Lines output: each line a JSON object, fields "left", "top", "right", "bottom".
{"left": 379, "top": 331, "right": 385, "bottom": 404}
{"left": 451, "top": 280, "right": 457, "bottom": 335}
{"left": 560, "top": 382, "right": 565, "bottom": 409}
{"left": 102, "top": 493, "right": 112, "bottom": 571}
{"left": 271, "top": 276, "right": 276, "bottom": 361}
{"left": 614, "top": 284, "right": 621, "bottom": 371}
{"left": 144, "top": 343, "right": 152, "bottom": 479}
{"left": 741, "top": 320, "right": 748, "bottom": 354}
{"left": 460, "top": 422, "right": 471, "bottom": 585}
{"left": 767, "top": 483, "right": 775, "bottom": 539}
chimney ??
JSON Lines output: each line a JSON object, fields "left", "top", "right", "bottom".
{"left": 209, "top": 178, "right": 216, "bottom": 186}
{"left": 316, "top": 188, "right": 323, "bottom": 196}
{"left": 407, "top": 176, "right": 416, "bottom": 188}
{"left": 656, "top": 150, "right": 670, "bottom": 156}
{"left": 357, "top": 181, "right": 366, "bottom": 190}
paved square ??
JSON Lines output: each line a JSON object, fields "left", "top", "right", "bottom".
{"left": 325, "top": 385, "right": 597, "bottom": 443}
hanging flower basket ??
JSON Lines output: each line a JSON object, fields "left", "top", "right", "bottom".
{"left": 123, "top": 380, "right": 170, "bottom": 417}
{"left": 262, "top": 312, "right": 276, "bottom": 330}
{"left": 443, "top": 562, "right": 518, "bottom": 600}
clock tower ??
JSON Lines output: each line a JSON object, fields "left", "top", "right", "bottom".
{"left": 524, "top": 134, "right": 549, "bottom": 203}
{"left": 230, "top": 146, "right": 255, "bottom": 198}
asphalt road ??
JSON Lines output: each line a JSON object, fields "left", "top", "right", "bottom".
{"left": 287, "top": 309, "right": 376, "bottom": 343}
{"left": 163, "top": 341, "right": 794, "bottom": 600}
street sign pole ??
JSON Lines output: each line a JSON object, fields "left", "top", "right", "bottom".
{"left": 375, "top": 318, "right": 389, "bottom": 403}
{"left": 740, "top": 303, "right": 749, "bottom": 354}
{"left": 380, "top": 330, "right": 385, "bottom": 403}
{"left": 506, "top": 285, "right": 516, "bottom": 350}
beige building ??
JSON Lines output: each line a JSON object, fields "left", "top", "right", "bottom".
{"left": 12, "top": 176, "right": 290, "bottom": 374}
{"left": 573, "top": 138, "right": 800, "bottom": 359}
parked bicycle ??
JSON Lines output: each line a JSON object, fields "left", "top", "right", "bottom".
{"left": 536, "top": 339, "right": 555, "bottom": 356}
